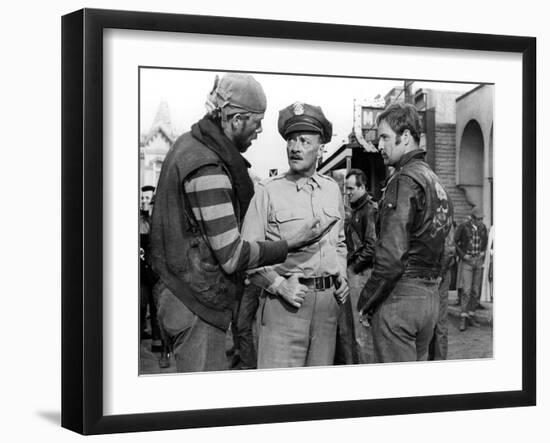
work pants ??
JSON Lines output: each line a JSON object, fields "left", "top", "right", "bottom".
{"left": 257, "top": 287, "right": 340, "bottom": 368}
{"left": 153, "top": 281, "right": 228, "bottom": 372}
{"left": 460, "top": 256, "right": 484, "bottom": 317}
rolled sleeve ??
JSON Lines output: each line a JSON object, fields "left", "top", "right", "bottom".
{"left": 242, "top": 185, "right": 283, "bottom": 291}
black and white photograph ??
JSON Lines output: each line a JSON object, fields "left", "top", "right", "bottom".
{"left": 138, "top": 68, "right": 495, "bottom": 374}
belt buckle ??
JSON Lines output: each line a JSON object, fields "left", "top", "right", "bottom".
{"left": 315, "top": 278, "right": 323, "bottom": 290}
{"left": 316, "top": 276, "right": 333, "bottom": 290}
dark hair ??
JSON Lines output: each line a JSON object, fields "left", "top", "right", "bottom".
{"left": 376, "top": 102, "right": 422, "bottom": 144}
{"left": 346, "top": 168, "right": 367, "bottom": 188}
{"left": 141, "top": 185, "right": 155, "bottom": 192}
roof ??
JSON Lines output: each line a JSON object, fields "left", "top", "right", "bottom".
{"left": 140, "top": 101, "right": 178, "bottom": 147}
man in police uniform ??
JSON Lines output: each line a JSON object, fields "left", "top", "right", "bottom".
{"left": 242, "top": 102, "right": 349, "bottom": 368}
{"left": 358, "top": 102, "right": 453, "bottom": 363}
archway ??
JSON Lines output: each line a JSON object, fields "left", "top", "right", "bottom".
{"left": 458, "top": 119, "right": 484, "bottom": 213}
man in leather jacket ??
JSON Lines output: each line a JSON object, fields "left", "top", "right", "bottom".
{"left": 357, "top": 102, "right": 454, "bottom": 363}
{"left": 455, "top": 207, "right": 488, "bottom": 331}
{"left": 345, "top": 169, "right": 377, "bottom": 274}
{"left": 334, "top": 169, "right": 377, "bottom": 364}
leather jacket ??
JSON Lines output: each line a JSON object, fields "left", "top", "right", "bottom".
{"left": 358, "top": 150, "right": 454, "bottom": 314}
{"left": 345, "top": 193, "right": 377, "bottom": 273}
{"left": 439, "top": 223, "right": 456, "bottom": 276}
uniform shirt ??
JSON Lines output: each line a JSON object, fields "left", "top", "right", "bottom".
{"left": 242, "top": 171, "right": 347, "bottom": 292}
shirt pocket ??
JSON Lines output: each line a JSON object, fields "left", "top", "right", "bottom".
{"left": 322, "top": 206, "right": 341, "bottom": 245}
{"left": 274, "top": 208, "right": 309, "bottom": 239}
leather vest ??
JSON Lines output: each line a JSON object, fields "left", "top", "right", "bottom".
{"left": 151, "top": 132, "right": 243, "bottom": 330}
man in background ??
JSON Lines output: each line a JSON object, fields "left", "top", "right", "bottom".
{"left": 335, "top": 168, "right": 377, "bottom": 364}
{"left": 139, "top": 185, "right": 161, "bottom": 352}
{"left": 455, "top": 207, "right": 488, "bottom": 331}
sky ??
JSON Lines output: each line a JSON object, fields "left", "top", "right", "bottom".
{"left": 140, "top": 68, "right": 476, "bottom": 179}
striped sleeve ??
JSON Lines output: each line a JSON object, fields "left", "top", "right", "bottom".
{"left": 184, "top": 165, "right": 287, "bottom": 274}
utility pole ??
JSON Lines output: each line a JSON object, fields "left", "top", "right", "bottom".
{"left": 404, "top": 80, "right": 414, "bottom": 104}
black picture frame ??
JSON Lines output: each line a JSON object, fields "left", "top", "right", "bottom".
{"left": 61, "top": 8, "right": 536, "bottom": 435}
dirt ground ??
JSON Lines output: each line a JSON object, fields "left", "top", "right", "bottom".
{"left": 446, "top": 314, "right": 493, "bottom": 360}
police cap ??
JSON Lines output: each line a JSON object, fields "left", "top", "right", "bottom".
{"left": 278, "top": 102, "right": 332, "bottom": 143}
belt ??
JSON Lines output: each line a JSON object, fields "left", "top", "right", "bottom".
{"left": 402, "top": 268, "right": 439, "bottom": 280}
{"left": 298, "top": 276, "right": 335, "bottom": 290}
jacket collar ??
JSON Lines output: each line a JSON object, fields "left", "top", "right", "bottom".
{"left": 395, "top": 149, "right": 426, "bottom": 170}
{"left": 350, "top": 192, "right": 370, "bottom": 210}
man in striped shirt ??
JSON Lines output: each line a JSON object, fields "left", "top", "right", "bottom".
{"left": 150, "top": 73, "right": 334, "bottom": 372}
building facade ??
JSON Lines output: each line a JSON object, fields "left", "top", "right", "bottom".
{"left": 140, "top": 101, "right": 177, "bottom": 188}
{"left": 455, "top": 85, "right": 494, "bottom": 225}
{"left": 318, "top": 84, "right": 494, "bottom": 225}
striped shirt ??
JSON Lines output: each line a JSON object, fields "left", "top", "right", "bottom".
{"left": 185, "top": 164, "right": 286, "bottom": 274}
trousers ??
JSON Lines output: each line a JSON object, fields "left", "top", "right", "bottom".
{"left": 140, "top": 281, "right": 161, "bottom": 341}
{"left": 460, "top": 256, "right": 484, "bottom": 316}
{"left": 257, "top": 286, "right": 340, "bottom": 368}
{"left": 234, "top": 283, "right": 262, "bottom": 369}
{"left": 153, "top": 281, "right": 228, "bottom": 372}
{"left": 371, "top": 277, "right": 439, "bottom": 363}
{"left": 336, "top": 267, "right": 370, "bottom": 364}
{"left": 428, "top": 270, "right": 450, "bottom": 360}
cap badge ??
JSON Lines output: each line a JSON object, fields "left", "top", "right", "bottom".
{"left": 292, "top": 102, "right": 305, "bottom": 116}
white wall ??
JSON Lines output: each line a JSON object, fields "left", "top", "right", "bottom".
{"left": 1, "top": 1, "right": 546, "bottom": 442}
